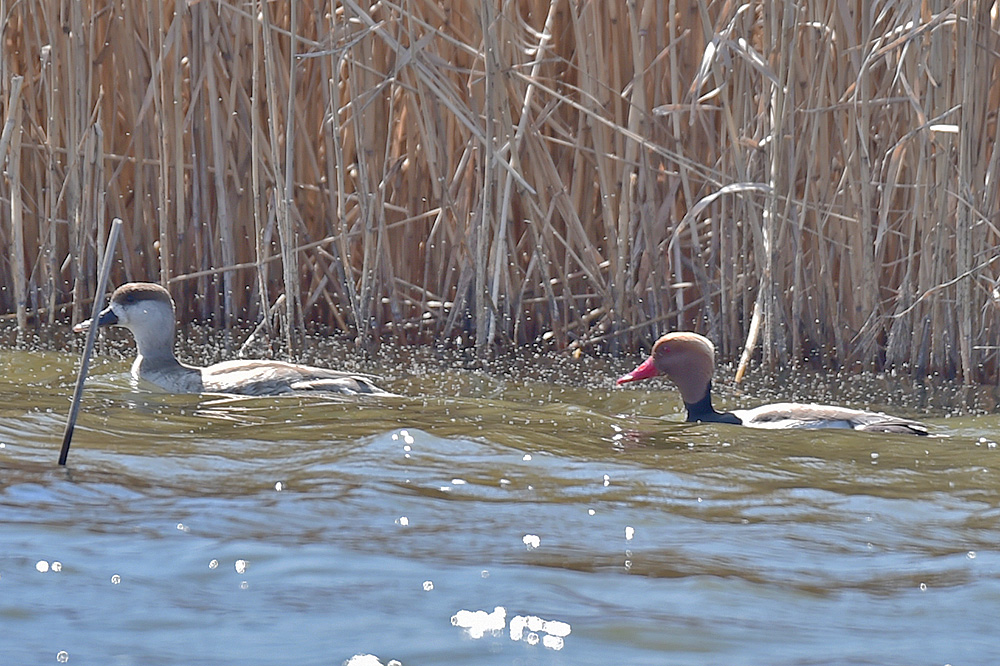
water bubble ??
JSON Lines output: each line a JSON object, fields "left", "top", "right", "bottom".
{"left": 522, "top": 454, "right": 532, "bottom": 461}
{"left": 176, "top": 523, "right": 189, "bottom": 533}
{"left": 111, "top": 574, "right": 121, "bottom": 585}
{"left": 240, "top": 581, "right": 249, "bottom": 590}
{"left": 603, "top": 474, "right": 610, "bottom": 487}
{"left": 968, "top": 551, "right": 977, "bottom": 559}
{"left": 274, "top": 481, "right": 283, "bottom": 492}
{"left": 451, "top": 478, "right": 467, "bottom": 485}
{"left": 36, "top": 560, "right": 49, "bottom": 573}
{"left": 234, "top": 559, "right": 248, "bottom": 574}
{"left": 588, "top": 509, "right": 596, "bottom": 516}
{"left": 919, "top": 582, "right": 927, "bottom": 591}
{"left": 209, "top": 559, "right": 219, "bottom": 569}
{"left": 422, "top": 580, "right": 434, "bottom": 591}
{"left": 481, "top": 569, "right": 490, "bottom": 578}
{"left": 396, "top": 516, "right": 409, "bottom": 526}
{"left": 522, "top": 534, "right": 540, "bottom": 550}
{"left": 625, "top": 526, "right": 635, "bottom": 541}
{"left": 56, "top": 651, "right": 69, "bottom": 663}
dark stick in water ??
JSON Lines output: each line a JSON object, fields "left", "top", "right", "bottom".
{"left": 59, "top": 218, "right": 123, "bottom": 466}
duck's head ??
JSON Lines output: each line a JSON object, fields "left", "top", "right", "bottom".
{"left": 74, "top": 282, "right": 177, "bottom": 359}
{"left": 616, "top": 331, "right": 716, "bottom": 404}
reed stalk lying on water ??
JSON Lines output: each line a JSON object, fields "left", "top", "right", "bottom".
{"left": 0, "top": 1, "right": 998, "bottom": 381}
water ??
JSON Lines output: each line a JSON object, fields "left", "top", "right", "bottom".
{"left": 1, "top": 340, "right": 999, "bottom": 665}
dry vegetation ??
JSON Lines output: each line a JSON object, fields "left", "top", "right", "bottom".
{"left": 1, "top": 0, "right": 999, "bottom": 380}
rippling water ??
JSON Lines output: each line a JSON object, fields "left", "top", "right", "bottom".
{"left": 1, "top": 338, "right": 999, "bottom": 665}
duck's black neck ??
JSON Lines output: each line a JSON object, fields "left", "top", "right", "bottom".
{"left": 683, "top": 382, "right": 742, "bottom": 425}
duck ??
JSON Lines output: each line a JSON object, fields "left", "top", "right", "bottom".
{"left": 616, "top": 331, "right": 928, "bottom": 435}
{"left": 73, "top": 282, "right": 390, "bottom": 396}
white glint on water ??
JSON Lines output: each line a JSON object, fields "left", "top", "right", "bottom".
{"left": 451, "top": 606, "right": 507, "bottom": 639}
{"left": 343, "top": 655, "right": 390, "bottom": 666}
{"left": 510, "top": 614, "right": 571, "bottom": 650}
{"left": 522, "top": 534, "right": 540, "bottom": 550}
{"left": 35, "top": 561, "right": 49, "bottom": 573}
{"left": 625, "top": 526, "right": 635, "bottom": 541}
{"left": 396, "top": 516, "right": 409, "bottom": 526}
{"left": 422, "top": 580, "right": 434, "bottom": 591}
{"left": 542, "top": 635, "right": 565, "bottom": 649}
{"left": 234, "top": 559, "right": 248, "bottom": 574}
{"left": 454, "top": 607, "right": 570, "bottom": 650}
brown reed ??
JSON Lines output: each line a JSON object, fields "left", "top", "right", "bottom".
{"left": 1, "top": 1, "right": 999, "bottom": 381}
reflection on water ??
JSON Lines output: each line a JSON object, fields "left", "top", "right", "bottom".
{"left": 1, "top": 340, "right": 999, "bottom": 664}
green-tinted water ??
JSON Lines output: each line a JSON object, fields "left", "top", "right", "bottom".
{"left": 1, "top": 339, "right": 998, "bottom": 665}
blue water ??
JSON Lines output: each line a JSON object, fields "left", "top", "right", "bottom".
{"left": 1, "top": 347, "right": 999, "bottom": 665}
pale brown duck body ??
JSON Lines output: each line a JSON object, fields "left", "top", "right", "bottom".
{"left": 74, "top": 283, "right": 389, "bottom": 396}
{"left": 617, "top": 332, "right": 928, "bottom": 435}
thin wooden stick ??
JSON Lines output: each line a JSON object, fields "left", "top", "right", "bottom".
{"left": 7, "top": 75, "right": 26, "bottom": 336}
{"left": 59, "top": 218, "right": 123, "bottom": 467}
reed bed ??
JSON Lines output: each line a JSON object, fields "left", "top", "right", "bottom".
{"left": 1, "top": 0, "right": 999, "bottom": 380}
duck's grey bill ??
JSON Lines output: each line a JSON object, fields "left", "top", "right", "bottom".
{"left": 72, "top": 307, "right": 118, "bottom": 333}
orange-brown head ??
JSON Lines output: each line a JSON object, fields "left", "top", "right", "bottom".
{"left": 616, "top": 332, "right": 716, "bottom": 404}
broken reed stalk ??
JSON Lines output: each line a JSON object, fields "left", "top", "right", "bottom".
{"left": 59, "top": 217, "right": 123, "bottom": 467}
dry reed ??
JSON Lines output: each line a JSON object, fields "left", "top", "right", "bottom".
{"left": 1, "top": 1, "right": 999, "bottom": 381}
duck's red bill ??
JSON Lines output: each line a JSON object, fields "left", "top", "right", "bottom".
{"left": 616, "top": 356, "right": 658, "bottom": 385}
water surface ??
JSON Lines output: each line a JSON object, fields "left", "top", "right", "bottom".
{"left": 1, "top": 339, "right": 998, "bottom": 665}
